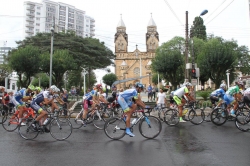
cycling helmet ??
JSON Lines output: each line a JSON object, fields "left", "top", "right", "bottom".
{"left": 237, "top": 80, "right": 244, "bottom": 86}
{"left": 184, "top": 82, "right": 192, "bottom": 87}
{"left": 28, "top": 85, "right": 35, "bottom": 91}
{"left": 135, "top": 82, "right": 144, "bottom": 89}
{"left": 50, "top": 85, "right": 58, "bottom": 92}
{"left": 220, "top": 83, "right": 227, "bottom": 90}
{"left": 95, "top": 84, "right": 102, "bottom": 89}
{"left": 56, "top": 87, "right": 60, "bottom": 92}
{"left": 35, "top": 86, "right": 42, "bottom": 92}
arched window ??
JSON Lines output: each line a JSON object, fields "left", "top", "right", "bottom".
{"left": 12, "top": 83, "right": 15, "bottom": 90}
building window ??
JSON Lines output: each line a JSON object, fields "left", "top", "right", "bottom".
{"left": 36, "top": 23, "right": 40, "bottom": 26}
{"left": 37, "top": 7, "right": 40, "bottom": 9}
{"left": 12, "top": 83, "right": 15, "bottom": 90}
{"left": 37, "top": 12, "right": 40, "bottom": 15}
{"left": 36, "top": 29, "right": 39, "bottom": 32}
{"left": 36, "top": 18, "right": 40, "bottom": 20}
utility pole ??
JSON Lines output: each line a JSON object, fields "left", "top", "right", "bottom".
{"left": 185, "top": 11, "right": 189, "bottom": 81}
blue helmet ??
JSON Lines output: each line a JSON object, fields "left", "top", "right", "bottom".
{"left": 135, "top": 82, "right": 144, "bottom": 89}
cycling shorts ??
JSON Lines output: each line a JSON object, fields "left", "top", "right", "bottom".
{"left": 210, "top": 96, "right": 219, "bottom": 105}
{"left": 83, "top": 99, "right": 93, "bottom": 110}
{"left": 173, "top": 95, "right": 183, "bottom": 106}
{"left": 30, "top": 100, "right": 43, "bottom": 114}
{"left": 117, "top": 95, "right": 133, "bottom": 112}
{"left": 223, "top": 94, "right": 235, "bottom": 105}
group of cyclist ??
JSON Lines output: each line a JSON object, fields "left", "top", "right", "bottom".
{"left": 1, "top": 85, "right": 64, "bottom": 133}
{"left": 210, "top": 80, "right": 245, "bottom": 117}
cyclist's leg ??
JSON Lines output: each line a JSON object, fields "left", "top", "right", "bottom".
{"left": 173, "top": 96, "right": 185, "bottom": 121}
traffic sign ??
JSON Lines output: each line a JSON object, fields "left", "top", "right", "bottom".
{"left": 191, "top": 79, "right": 197, "bottom": 85}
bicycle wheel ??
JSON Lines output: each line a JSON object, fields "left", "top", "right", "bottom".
{"left": 58, "top": 108, "right": 70, "bottom": 123}
{"left": 235, "top": 112, "right": 250, "bottom": 132}
{"left": 210, "top": 108, "right": 228, "bottom": 126}
{"left": 204, "top": 107, "right": 212, "bottom": 122}
{"left": 104, "top": 117, "right": 126, "bottom": 140}
{"left": 68, "top": 112, "right": 83, "bottom": 129}
{"left": 93, "top": 111, "right": 106, "bottom": 130}
{"left": 0, "top": 109, "right": 5, "bottom": 124}
{"left": 18, "top": 118, "right": 39, "bottom": 140}
{"left": 188, "top": 108, "right": 205, "bottom": 125}
{"left": 2, "top": 112, "right": 19, "bottom": 132}
{"left": 139, "top": 116, "right": 162, "bottom": 139}
{"left": 164, "top": 109, "right": 179, "bottom": 126}
{"left": 50, "top": 119, "right": 72, "bottom": 141}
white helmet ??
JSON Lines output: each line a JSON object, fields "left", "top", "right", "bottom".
{"left": 184, "top": 82, "right": 192, "bottom": 87}
{"left": 220, "top": 83, "right": 227, "bottom": 90}
{"left": 50, "top": 85, "right": 58, "bottom": 92}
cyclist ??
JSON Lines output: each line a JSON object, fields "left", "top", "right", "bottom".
{"left": 172, "top": 82, "right": 195, "bottom": 122}
{"left": 223, "top": 81, "right": 244, "bottom": 117}
{"left": 81, "top": 84, "right": 102, "bottom": 125}
{"left": 117, "top": 82, "right": 146, "bottom": 137}
{"left": 30, "top": 85, "right": 59, "bottom": 132}
{"left": 242, "top": 87, "right": 250, "bottom": 107}
{"left": 14, "top": 85, "right": 35, "bottom": 125}
{"left": 210, "top": 83, "right": 227, "bottom": 108}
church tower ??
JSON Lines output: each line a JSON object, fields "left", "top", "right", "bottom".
{"left": 114, "top": 15, "right": 128, "bottom": 53}
{"left": 146, "top": 14, "right": 159, "bottom": 52}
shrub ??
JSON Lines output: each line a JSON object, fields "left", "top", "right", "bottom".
{"left": 196, "top": 90, "right": 212, "bottom": 100}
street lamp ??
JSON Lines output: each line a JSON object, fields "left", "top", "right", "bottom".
{"left": 135, "top": 44, "right": 142, "bottom": 83}
{"left": 226, "top": 70, "right": 230, "bottom": 88}
{"left": 81, "top": 68, "right": 87, "bottom": 95}
{"left": 49, "top": 27, "right": 54, "bottom": 87}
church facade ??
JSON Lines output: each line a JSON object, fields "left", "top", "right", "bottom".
{"left": 114, "top": 16, "right": 159, "bottom": 89}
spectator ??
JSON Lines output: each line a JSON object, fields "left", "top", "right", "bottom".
{"left": 105, "top": 85, "right": 108, "bottom": 98}
{"left": 76, "top": 87, "right": 80, "bottom": 101}
{"left": 147, "top": 84, "right": 152, "bottom": 102}
{"left": 62, "top": 90, "right": 69, "bottom": 109}
{"left": 70, "top": 86, "right": 76, "bottom": 100}
{"left": 152, "top": 84, "right": 156, "bottom": 101}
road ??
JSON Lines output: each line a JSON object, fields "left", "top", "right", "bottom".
{"left": 0, "top": 118, "right": 250, "bottom": 166}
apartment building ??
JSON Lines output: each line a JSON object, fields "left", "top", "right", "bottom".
{"left": 0, "top": 47, "right": 12, "bottom": 64}
{"left": 23, "top": 0, "right": 95, "bottom": 38}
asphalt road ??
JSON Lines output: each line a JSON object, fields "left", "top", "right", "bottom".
{"left": 0, "top": 118, "right": 250, "bottom": 166}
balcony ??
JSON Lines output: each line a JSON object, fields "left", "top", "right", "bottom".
{"left": 25, "top": 30, "right": 34, "bottom": 34}
{"left": 26, "top": 13, "right": 35, "bottom": 17}
{"left": 90, "top": 32, "right": 95, "bottom": 36}
{"left": 91, "top": 29, "right": 95, "bottom": 32}
{"left": 90, "top": 24, "right": 95, "bottom": 28}
{"left": 26, "top": 6, "right": 35, "bottom": 11}
{"left": 25, "top": 23, "right": 34, "bottom": 27}
{"left": 26, "top": 17, "right": 34, "bottom": 22}
{"left": 90, "top": 19, "right": 95, "bottom": 22}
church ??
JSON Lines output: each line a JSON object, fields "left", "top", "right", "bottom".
{"left": 114, "top": 15, "right": 159, "bottom": 89}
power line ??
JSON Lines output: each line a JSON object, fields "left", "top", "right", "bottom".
{"left": 204, "top": 0, "right": 227, "bottom": 21}
{"left": 205, "top": 0, "right": 235, "bottom": 25}
{"left": 163, "top": 0, "right": 183, "bottom": 25}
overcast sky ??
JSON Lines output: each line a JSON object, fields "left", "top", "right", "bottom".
{"left": 0, "top": 0, "right": 250, "bottom": 84}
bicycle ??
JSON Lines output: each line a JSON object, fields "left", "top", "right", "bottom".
{"left": 70, "top": 103, "right": 108, "bottom": 130}
{"left": 164, "top": 101, "right": 204, "bottom": 125}
{"left": 235, "top": 105, "right": 250, "bottom": 132}
{"left": 154, "top": 104, "right": 168, "bottom": 122}
{"left": 104, "top": 108, "right": 162, "bottom": 140}
{"left": 2, "top": 105, "right": 35, "bottom": 132}
{"left": 18, "top": 109, "right": 72, "bottom": 141}
{"left": 210, "top": 101, "right": 243, "bottom": 126}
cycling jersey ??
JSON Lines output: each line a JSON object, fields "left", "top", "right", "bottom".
{"left": 243, "top": 88, "right": 250, "bottom": 96}
{"left": 119, "top": 89, "right": 138, "bottom": 101}
{"left": 173, "top": 86, "right": 188, "bottom": 98}
{"left": 210, "top": 88, "right": 225, "bottom": 98}
{"left": 226, "top": 86, "right": 240, "bottom": 96}
{"left": 85, "top": 90, "right": 98, "bottom": 100}
{"left": 32, "top": 91, "right": 52, "bottom": 105}
{"left": 14, "top": 88, "right": 30, "bottom": 101}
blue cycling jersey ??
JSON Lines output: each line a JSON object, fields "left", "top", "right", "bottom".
{"left": 120, "top": 89, "right": 138, "bottom": 101}
{"left": 85, "top": 89, "right": 98, "bottom": 100}
{"left": 32, "top": 91, "right": 52, "bottom": 105}
{"left": 14, "top": 88, "right": 30, "bottom": 101}
{"left": 210, "top": 88, "right": 225, "bottom": 98}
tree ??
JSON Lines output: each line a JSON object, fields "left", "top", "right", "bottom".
{"left": 102, "top": 73, "right": 117, "bottom": 87}
{"left": 7, "top": 45, "right": 41, "bottom": 87}
{"left": 235, "top": 45, "right": 250, "bottom": 75}
{"left": 151, "top": 37, "right": 185, "bottom": 89}
{"left": 16, "top": 32, "right": 115, "bottom": 70}
{"left": 197, "top": 37, "right": 238, "bottom": 88}
{"left": 31, "top": 73, "right": 49, "bottom": 89}
{"left": 40, "top": 49, "right": 75, "bottom": 87}
{"left": 151, "top": 73, "right": 162, "bottom": 86}
{"left": 190, "top": 16, "right": 207, "bottom": 40}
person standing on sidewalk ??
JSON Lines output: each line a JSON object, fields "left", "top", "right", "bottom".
{"left": 152, "top": 85, "right": 156, "bottom": 101}
{"left": 156, "top": 88, "right": 166, "bottom": 108}
{"left": 147, "top": 84, "right": 152, "bottom": 102}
